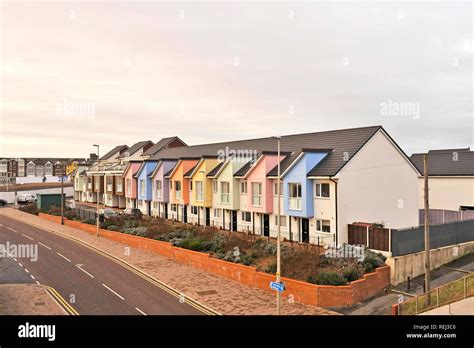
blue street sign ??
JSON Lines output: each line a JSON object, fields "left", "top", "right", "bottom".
{"left": 270, "top": 281, "right": 285, "bottom": 293}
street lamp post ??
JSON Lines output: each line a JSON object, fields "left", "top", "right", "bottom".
{"left": 93, "top": 144, "right": 100, "bottom": 237}
{"left": 61, "top": 162, "right": 64, "bottom": 225}
{"left": 275, "top": 136, "right": 282, "bottom": 315}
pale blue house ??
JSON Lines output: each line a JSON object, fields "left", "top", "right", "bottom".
{"left": 134, "top": 160, "right": 158, "bottom": 215}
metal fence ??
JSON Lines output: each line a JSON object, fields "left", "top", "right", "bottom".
{"left": 391, "top": 219, "right": 474, "bottom": 257}
{"left": 398, "top": 273, "right": 474, "bottom": 315}
{"left": 74, "top": 208, "right": 96, "bottom": 221}
{"left": 419, "top": 209, "right": 474, "bottom": 225}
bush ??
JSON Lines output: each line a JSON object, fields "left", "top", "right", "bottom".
{"left": 265, "top": 262, "right": 277, "bottom": 274}
{"left": 343, "top": 266, "right": 361, "bottom": 282}
{"left": 122, "top": 226, "right": 148, "bottom": 236}
{"left": 19, "top": 203, "right": 39, "bottom": 215}
{"left": 174, "top": 238, "right": 210, "bottom": 252}
{"left": 313, "top": 271, "right": 348, "bottom": 285}
{"left": 47, "top": 206, "right": 62, "bottom": 216}
{"left": 107, "top": 225, "right": 121, "bottom": 231}
{"left": 84, "top": 218, "right": 97, "bottom": 225}
{"left": 240, "top": 254, "right": 253, "bottom": 266}
{"left": 64, "top": 210, "right": 78, "bottom": 220}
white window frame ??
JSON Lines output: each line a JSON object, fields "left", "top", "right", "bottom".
{"left": 240, "top": 181, "right": 247, "bottom": 194}
{"left": 316, "top": 219, "right": 331, "bottom": 233}
{"left": 213, "top": 208, "right": 221, "bottom": 219}
{"left": 241, "top": 211, "right": 251, "bottom": 223}
{"left": 212, "top": 180, "right": 218, "bottom": 193}
{"left": 288, "top": 182, "right": 302, "bottom": 210}
{"left": 140, "top": 179, "right": 145, "bottom": 196}
{"left": 275, "top": 215, "right": 287, "bottom": 228}
{"left": 195, "top": 181, "right": 203, "bottom": 201}
{"left": 156, "top": 180, "right": 162, "bottom": 198}
{"left": 220, "top": 181, "right": 230, "bottom": 204}
{"left": 251, "top": 182, "right": 262, "bottom": 206}
{"left": 315, "top": 182, "right": 330, "bottom": 198}
{"left": 126, "top": 179, "right": 131, "bottom": 195}
{"left": 273, "top": 182, "right": 283, "bottom": 196}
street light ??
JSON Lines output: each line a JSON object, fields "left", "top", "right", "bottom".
{"left": 274, "top": 135, "right": 282, "bottom": 315}
{"left": 60, "top": 162, "right": 64, "bottom": 225}
{"left": 93, "top": 144, "right": 100, "bottom": 237}
{"left": 199, "top": 170, "right": 206, "bottom": 227}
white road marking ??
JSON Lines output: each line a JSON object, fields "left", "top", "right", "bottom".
{"left": 135, "top": 307, "right": 147, "bottom": 315}
{"left": 56, "top": 252, "right": 71, "bottom": 262}
{"left": 21, "top": 233, "right": 34, "bottom": 241}
{"left": 75, "top": 264, "right": 94, "bottom": 278}
{"left": 13, "top": 257, "right": 17, "bottom": 262}
{"left": 18, "top": 263, "right": 23, "bottom": 267}
{"left": 35, "top": 281, "right": 41, "bottom": 285}
{"left": 24, "top": 268, "right": 29, "bottom": 273}
{"left": 102, "top": 283, "right": 124, "bottom": 300}
{"left": 30, "top": 274, "right": 35, "bottom": 280}
{"left": 7, "top": 227, "right": 17, "bottom": 233}
{"left": 38, "top": 242, "right": 51, "bottom": 250}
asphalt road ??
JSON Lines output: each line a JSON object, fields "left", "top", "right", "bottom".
{"left": 0, "top": 215, "right": 203, "bottom": 315}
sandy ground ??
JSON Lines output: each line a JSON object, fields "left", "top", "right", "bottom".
{"left": 0, "top": 284, "right": 66, "bottom": 315}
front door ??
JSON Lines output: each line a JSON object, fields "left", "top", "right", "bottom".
{"left": 164, "top": 203, "right": 168, "bottom": 219}
{"left": 263, "top": 214, "right": 270, "bottom": 237}
{"left": 205, "top": 207, "right": 210, "bottom": 226}
{"left": 301, "top": 218, "right": 309, "bottom": 243}
{"left": 183, "top": 205, "right": 187, "bottom": 223}
{"left": 147, "top": 201, "right": 151, "bottom": 216}
{"left": 231, "top": 210, "right": 238, "bottom": 231}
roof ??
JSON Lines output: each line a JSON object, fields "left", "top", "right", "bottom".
{"left": 118, "top": 141, "right": 153, "bottom": 159}
{"left": 100, "top": 145, "right": 128, "bottom": 161}
{"left": 410, "top": 149, "right": 474, "bottom": 176}
{"left": 183, "top": 163, "right": 200, "bottom": 178}
{"left": 142, "top": 137, "right": 187, "bottom": 157}
{"left": 150, "top": 125, "right": 382, "bottom": 176}
{"left": 233, "top": 161, "right": 253, "bottom": 177}
{"left": 207, "top": 162, "right": 225, "bottom": 177}
{"left": 164, "top": 167, "right": 175, "bottom": 178}
{"left": 267, "top": 152, "right": 302, "bottom": 177}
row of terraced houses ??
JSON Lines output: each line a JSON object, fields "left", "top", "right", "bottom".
{"left": 72, "top": 126, "right": 432, "bottom": 245}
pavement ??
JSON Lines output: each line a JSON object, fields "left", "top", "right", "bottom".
{"left": 0, "top": 208, "right": 337, "bottom": 315}
{"left": 0, "top": 284, "right": 67, "bottom": 315}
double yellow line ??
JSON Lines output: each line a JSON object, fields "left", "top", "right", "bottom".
{"left": 45, "top": 286, "right": 79, "bottom": 316}
{"left": 20, "top": 218, "right": 220, "bottom": 316}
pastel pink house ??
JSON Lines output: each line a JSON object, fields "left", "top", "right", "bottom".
{"left": 123, "top": 161, "right": 142, "bottom": 208}
{"left": 245, "top": 152, "right": 286, "bottom": 215}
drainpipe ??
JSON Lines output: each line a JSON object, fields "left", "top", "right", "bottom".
{"left": 329, "top": 177, "right": 338, "bottom": 247}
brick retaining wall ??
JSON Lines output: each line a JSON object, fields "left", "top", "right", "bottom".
{"left": 38, "top": 213, "right": 390, "bottom": 308}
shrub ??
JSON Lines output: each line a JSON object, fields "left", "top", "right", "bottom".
{"left": 343, "top": 266, "right": 361, "bottom": 282}
{"left": 84, "top": 218, "right": 97, "bottom": 225}
{"left": 240, "top": 254, "right": 253, "bottom": 266}
{"left": 47, "top": 206, "right": 62, "bottom": 216}
{"left": 19, "top": 203, "right": 39, "bottom": 215}
{"left": 174, "top": 238, "right": 210, "bottom": 252}
{"left": 265, "top": 262, "right": 277, "bottom": 274}
{"left": 106, "top": 225, "right": 121, "bottom": 231}
{"left": 313, "top": 271, "right": 348, "bottom": 286}
{"left": 122, "top": 226, "right": 148, "bottom": 236}
{"left": 64, "top": 210, "right": 79, "bottom": 220}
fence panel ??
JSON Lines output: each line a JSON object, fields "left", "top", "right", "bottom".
{"left": 348, "top": 225, "right": 367, "bottom": 246}
{"left": 391, "top": 220, "right": 474, "bottom": 256}
{"left": 419, "top": 209, "right": 474, "bottom": 225}
{"left": 369, "top": 227, "right": 390, "bottom": 251}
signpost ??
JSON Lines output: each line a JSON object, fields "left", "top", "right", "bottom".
{"left": 270, "top": 281, "right": 285, "bottom": 293}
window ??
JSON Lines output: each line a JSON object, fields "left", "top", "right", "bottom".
{"left": 275, "top": 215, "right": 287, "bottom": 227}
{"left": 288, "top": 183, "right": 302, "bottom": 210}
{"left": 241, "top": 211, "right": 251, "bottom": 223}
{"left": 251, "top": 182, "right": 262, "bottom": 206}
{"left": 170, "top": 204, "right": 177, "bottom": 212}
{"left": 44, "top": 163, "right": 53, "bottom": 176}
{"left": 273, "top": 182, "right": 283, "bottom": 196}
{"left": 240, "top": 181, "right": 247, "bottom": 194}
{"left": 315, "top": 183, "right": 330, "bottom": 198}
{"left": 316, "top": 219, "right": 331, "bottom": 233}
{"left": 213, "top": 208, "right": 221, "bottom": 219}
{"left": 138, "top": 199, "right": 143, "bottom": 207}
{"left": 212, "top": 180, "right": 218, "bottom": 193}
{"left": 189, "top": 181, "right": 193, "bottom": 191}
{"left": 140, "top": 180, "right": 145, "bottom": 196}
{"left": 126, "top": 179, "right": 131, "bottom": 195}
{"left": 174, "top": 181, "right": 181, "bottom": 199}
{"left": 195, "top": 181, "right": 203, "bottom": 201}
{"left": 220, "top": 182, "right": 230, "bottom": 204}
{"left": 153, "top": 202, "right": 159, "bottom": 209}
{"left": 190, "top": 206, "right": 198, "bottom": 215}
{"left": 116, "top": 179, "right": 123, "bottom": 192}
{"left": 156, "top": 180, "right": 162, "bottom": 198}
{"left": 169, "top": 180, "right": 172, "bottom": 190}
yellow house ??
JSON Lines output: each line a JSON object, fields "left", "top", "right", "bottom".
{"left": 186, "top": 156, "right": 220, "bottom": 226}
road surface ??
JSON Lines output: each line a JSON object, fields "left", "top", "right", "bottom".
{"left": 0, "top": 215, "right": 203, "bottom": 315}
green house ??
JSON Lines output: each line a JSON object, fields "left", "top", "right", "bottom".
{"left": 36, "top": 193, "right": 65, "bottom": 211}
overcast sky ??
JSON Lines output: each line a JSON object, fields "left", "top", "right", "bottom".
{"left": 0, "top": 1, "right": 472, "bottom": 158}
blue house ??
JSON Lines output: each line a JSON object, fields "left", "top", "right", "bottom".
{"left": 134, "top": 160, "right": 158, "bottom": 215}
{"left": 282, "top": 149, "right": 331, "bottom": 242}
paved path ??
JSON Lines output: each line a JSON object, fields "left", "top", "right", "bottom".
{"left": 0, "top": 284, "right": 66, "bottom": 315}
{"left": 0, "top": 208, "right": 337, "bottom": 315}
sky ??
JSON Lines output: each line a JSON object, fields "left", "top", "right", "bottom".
{"left": 0, "top": 1, "right": 472, "bottom": 158}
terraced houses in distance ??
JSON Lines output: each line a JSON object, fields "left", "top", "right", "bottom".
{"left": 72, "top": 125, "right": 424, "bottom": 246}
